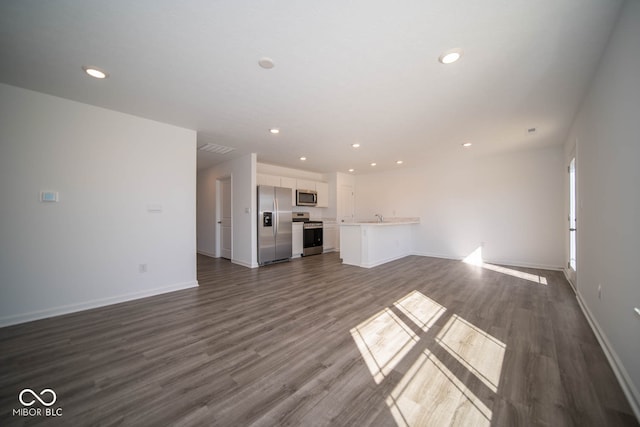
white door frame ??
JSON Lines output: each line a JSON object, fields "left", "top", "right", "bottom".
{"left": 567, "top": 146, "right": 577, "bottom": 288}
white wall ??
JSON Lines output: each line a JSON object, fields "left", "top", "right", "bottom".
{"left": 197, "top": 153, "right": 257, "bottom": 267}
{"left": 354, "top": 146, "right": 565, "bottom": 269}
{"left": 564, "top": 0, "right": 640, "bottom": 415}
{"left": 0, "top": 84, "right": 197, "bottom": 326}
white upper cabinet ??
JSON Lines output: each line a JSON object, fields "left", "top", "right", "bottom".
{"left": 316, "top": 181, "right": 329, "bottom": 207}
{"left": 295, "top": 179, "right": 316, "bottom": 191}
{"left": 257, "top": 174, "right": 281, "bottom": 187}
{"left": 257, "top": 172, "right": 329, "bottom": 208}
{"left": 280, "top": 177, "right": 297, "bottom": 206}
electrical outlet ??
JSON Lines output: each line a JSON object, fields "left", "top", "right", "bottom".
{"left": 139, "top": 264, "right": 148, "bottom": 273}
{"left": 598, "top": 284, "right": 602, "bottom": 299}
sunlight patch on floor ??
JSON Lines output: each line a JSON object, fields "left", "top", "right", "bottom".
{"left": 435, "top": 314, "right": 506, "bottom": 393}
{"left": 351, "top": 289, "right": 504, "bottom": 426}
{"left": 350, "top": 308, "right": 418, "bottom": 384}
{"left": 481, "top": 263, "right": 548, "bottom": 285}
{"left": 386, "top": 350, "right": 491, "bottom": 427}
{"left": 394, "top": 290, "right": 446, "bottom": 332}
{"left": 463, "top": 246, "right": 548, "bottom": 285}
{"left": 462, "top": 246, "right": 484, "bottom": 266}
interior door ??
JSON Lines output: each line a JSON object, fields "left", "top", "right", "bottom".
{"left": 338, "top": 184, "right": 355, "bottom": 223}
{"left": 219, "top": 177, "right": 232, "bottom": 259}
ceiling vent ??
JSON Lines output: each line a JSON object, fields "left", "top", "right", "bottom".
{"left": 198, "top": 143, "right": 235, "bottom": 155}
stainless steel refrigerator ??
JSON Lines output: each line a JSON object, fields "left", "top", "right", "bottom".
{"left": 257, "top": 185, "right": 292, "bottom": 265}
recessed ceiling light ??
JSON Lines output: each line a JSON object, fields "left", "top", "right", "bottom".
{"left": 300, "top": 156, "right": 307, "bottom": 161}
{"left": 396, "top": 160, "right": 403, "bottom": 165}
{"left": 370, "top": 162, "right": 377, "bottom": 167}
{"left": 462, "top": 142, "right": 472, "bottom": 147}
{"left": 348, "top": 168, "right": 355, "bottom": 173}
{"left": 269, "top": 128, "right": 280, "bottom": 134}
{"left": 352, "top": 143, "right": 361, "bottom": 148}
{"left": 82, "top": 66, "right": 109, "bottom": 79}
{"left": 258, "top": 57, "right": 275, "bottom": 69}
{"left": 438, "top": 49, "right": 462, "bottom": 64}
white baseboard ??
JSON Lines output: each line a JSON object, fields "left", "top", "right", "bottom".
{"left": 197, "top": 252, "right": 255, "bottom": 268}
{"left": 0, "top": 280, "right": 199, "bottom": 328}
{"left": 576, "top": 292, "right": 640, "bottom": 420}
{"left": 487, "top": 258, "right": 563, "bottom": 271}
{"left": 411, "top": 251, "right": 563, "bottom": 271}
{"left": 562, "top": 268, "right": 577, "bottom": 292}
{"left": 232, "top": 258, "right": 258, "bottom": 269}
{"left": 344, "top": 253, "right": 410, "bottom": 269}
{"left": 411, "top": 251, "right": 461, "bottom": 261}
{"left": 197, "top": 249, "right": 217, "bottom": 258}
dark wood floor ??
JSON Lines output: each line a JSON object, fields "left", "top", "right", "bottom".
{"left": 1, "top": 253, "right": 637, "bottom": 426}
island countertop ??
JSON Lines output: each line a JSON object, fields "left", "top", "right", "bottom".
{"left": 340, "top": 217, "right": 420, "bottom": 226}
{"left": 339, "top": 218, "right": 420, "bottom": 268}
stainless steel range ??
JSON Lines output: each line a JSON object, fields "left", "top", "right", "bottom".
{"left": 292, "top": 212, "right": 323, "bottom": 256}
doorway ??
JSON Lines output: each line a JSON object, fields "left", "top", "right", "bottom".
{"left": 217, "top": 177, "right": 232, "bottom": 260}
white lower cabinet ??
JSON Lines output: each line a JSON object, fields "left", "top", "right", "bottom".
{"left": 292, "top": 222, "right": 303, "bottom": 258}
{"left": 323, "top": 223, "right": 338, "bottom": 252}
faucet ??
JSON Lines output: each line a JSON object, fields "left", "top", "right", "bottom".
{"left": 375, "top": 214, "right": 384, "bottom": 223}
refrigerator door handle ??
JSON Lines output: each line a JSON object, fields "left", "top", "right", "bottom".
{"left": 273, "top": 198, "right": 278, "bottom": 236}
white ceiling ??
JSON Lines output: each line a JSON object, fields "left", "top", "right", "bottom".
{"left": 0, "top": 0, "right": 623, "bottom": 173}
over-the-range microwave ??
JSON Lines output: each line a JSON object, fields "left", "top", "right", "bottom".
{"left": 296, "top": 189, "right": 317, "bottom": 206}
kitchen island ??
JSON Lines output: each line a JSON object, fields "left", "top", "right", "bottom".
{"left": 339, "top": 218, "right": 420, "bottom": 268}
